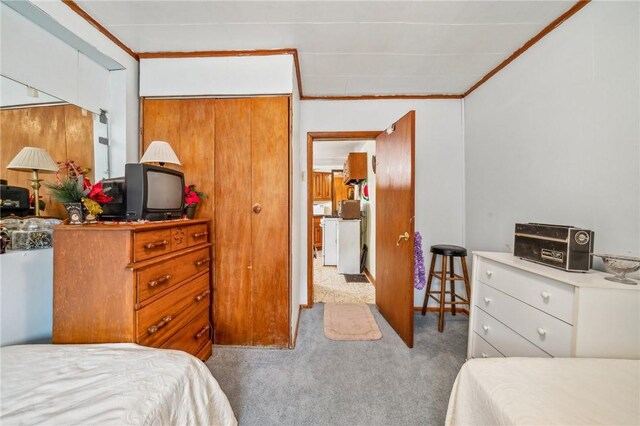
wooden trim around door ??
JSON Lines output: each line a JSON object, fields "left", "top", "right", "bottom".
{"left": 306, "top": 130, "right": 381, "bottom": 307}
{"left": 464, "top": 0, "right": 590, "bottom": 96}
{"left": 61, "top": 0, "right": 139, "bottom": 60}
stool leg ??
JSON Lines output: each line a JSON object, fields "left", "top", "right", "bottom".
{"left": 438, "top": 255, "right": 447, "bottom": 332}
{"left": 450, "top": 256, "right": 456, "bottom": 316}
{"left": 421, "top": 254, "right": 437, "bottom": 316}
{"left": 461, "top": 255, "right": 471, "bottom": 309}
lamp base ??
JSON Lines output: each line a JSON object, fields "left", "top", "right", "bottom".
{"left": 28, "top": 169, "right": 43, "bottom": 216}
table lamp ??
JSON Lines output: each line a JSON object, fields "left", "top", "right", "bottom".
{"left": 7, "top": 147, "right": 59, "bottom": 216}
{"left": 139, "top": 141, "right": 181, "bottom": 167}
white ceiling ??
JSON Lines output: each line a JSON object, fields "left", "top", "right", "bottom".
{"left": 313, "top": 140, "right": 371, "bottom": 168}
{"left": 76, "top": 0, "right": 577, "bottom": 96}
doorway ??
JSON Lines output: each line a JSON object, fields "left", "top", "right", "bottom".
{"left": 310, "top": 138, "right": 377, "bottom": 305}
{"left": 306, "top": 112, "right": 416, "bottom": 347}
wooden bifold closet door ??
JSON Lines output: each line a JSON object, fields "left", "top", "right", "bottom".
{"left": 142, "top": 96, "right": 290, "bottom": 348}
{"left": 214, "top": 97, "right": 290, "bottom": 347}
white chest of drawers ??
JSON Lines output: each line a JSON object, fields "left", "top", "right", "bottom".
{"left": 467, "top": 252, "right": 640, "bottom": 360}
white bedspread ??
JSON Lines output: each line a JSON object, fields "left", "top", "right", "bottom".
{"left": 0, "top": 344, "right": 237, "bottom": 426}
{"left": 446, "top": 358, "right": 640, "bottom": 426}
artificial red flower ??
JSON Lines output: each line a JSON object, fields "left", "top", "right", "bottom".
{"left": 83, "top": 178, "right": 92, "bottom": 190}
{"left": 87, "top": 182, "right": 113, "bottom": 204}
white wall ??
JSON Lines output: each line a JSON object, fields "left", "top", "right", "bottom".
{"left": 464, "top": 1, "right": 640, "bottom": 269}
{"left": 140, "top": 55, "right": 294, "bottom": 97}
{"left": 2, "top": 0, "right": 140, "bottom": 174}
{"left": 300, "top": 99, "right": 465, "bottom": 307}
{"left": 0, "top": 249, "right": 53, "bottom": 346}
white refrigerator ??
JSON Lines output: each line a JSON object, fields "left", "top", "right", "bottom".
{"left": 337, "top": 219, "right": 361, "bottom": 274}
{"left": 322, "top": 217, "right": 339, "bottom": 266}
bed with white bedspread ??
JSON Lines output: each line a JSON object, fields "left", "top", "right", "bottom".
{"left": 0, "top": 344, "right": 237, "bottom": 425}
{"left": 446, "top": 358, "right": 640, "bottom": 425}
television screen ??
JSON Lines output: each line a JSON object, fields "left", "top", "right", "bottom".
{"left": 146, "top": 170, "right": 183, "bottom": 209}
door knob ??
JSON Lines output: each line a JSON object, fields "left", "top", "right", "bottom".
{"left": 253, "top": 204, "right": 262, "bottom": 214}
{"left": 396, "top": 232, "right": 410, "bottom": 246}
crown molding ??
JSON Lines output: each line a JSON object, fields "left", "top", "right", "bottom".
{"left": 463, "top": 0, "right": 590, "bottom": 97}
{"left": 61, "top": 0, "right": 138, "bottom": 60}
{"left": 61, "top": 0, "right": 589, "bottom": 101}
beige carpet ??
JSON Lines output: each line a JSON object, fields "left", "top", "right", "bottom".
{"left": 323, "top": 303, "right": 382, "bottom": 341}
{"left": 314, "top": 250, "right": 375, "bottom": 304}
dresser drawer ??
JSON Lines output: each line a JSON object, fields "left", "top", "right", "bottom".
{"left": 137, "top": 274, "right": 210, "bottom": 347}
{"left": 478, "top": 258, "right": 575, "bottom": 324}
{"left": 161, "top": 307, "right": 210, "bottom": 356}
{"left": 137, "top": 247, "right": 211, "bottom": 304}
{"left": 476, "top": 282, "right": 573, "bottom": 357}
{"left": 471, "top": 332, "right": 505, "bottom": 359}
{"left": 134, "top": 229, "right": 172, "bottom": 261}
{"left": 474, "top": 308, "right": 550, "bottom": 358}
{"left": 170, "top": 226, "right": 189, "bottom": 252}
{"left": 188, "top": 224, "right": 209, "bottom": 247}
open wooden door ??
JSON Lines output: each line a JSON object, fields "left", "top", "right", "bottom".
{"left": 375, "top": 111, "right": 415, "bottom": 348}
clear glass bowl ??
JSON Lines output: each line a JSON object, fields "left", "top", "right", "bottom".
{"left": 594, "top": 254, "right": 640, "bottom": 285}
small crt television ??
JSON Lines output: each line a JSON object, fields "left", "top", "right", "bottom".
{"left": 125, "top": 163, "right": 185, "bottom": 221}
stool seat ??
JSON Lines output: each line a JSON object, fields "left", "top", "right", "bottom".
{"left": 430, "top": 244, "right": 467, "bottom": 257}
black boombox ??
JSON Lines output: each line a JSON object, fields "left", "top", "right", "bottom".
{"left": 514, "top": 223, "right": 594, "bottom": 272}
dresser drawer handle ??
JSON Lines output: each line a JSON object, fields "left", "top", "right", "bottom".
{"left": 148, "top": 316, "right": 172, "bottom": 334}
{"left": 537, "top": 327, "right": 547, "bottom": 336}
{"left": 148, "top": 274, "right": 171, "bottom": 288}
{"left": 485, "top": 270, "right": 493, "bottom": 278}
{"left": 192, "top": 232, "right": 208, "bottom": 239}
{"left": 482, "top": 325, "right": 490, "bottom": 333}
{"left": 481, "top": 352, "right": 488, "bottom": 358}
{"left": 195, "top": 258, "right": 211, "bottom": 267}
{"left": 541, "top": 291, "right": 550, "bottom": 300}
{"left": 483, "top": 297, "right": 491, "bottom": 304}
{"left": 195, "top": 289, "right": 211, "bottom": 302}
{"left": 195, "top": 324, "right": 210, "bottom": 339}
{"left": 145, "top": 240, "right": 169, "bottom": 249}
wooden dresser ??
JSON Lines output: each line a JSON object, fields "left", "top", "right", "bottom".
{"left": 53, "top": 219, "right": 213, "bottom": 361}
{"left": 467, "top": 252, "right": 640, "bottom": 360}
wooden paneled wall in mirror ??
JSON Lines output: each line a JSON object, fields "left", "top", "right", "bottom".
{"left": 0, "top": 76, "right": 107, "bottom": 218}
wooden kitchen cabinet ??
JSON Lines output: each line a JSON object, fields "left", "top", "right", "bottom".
{"left": 313, "top": 216, "right": 323, "bottom": 250}
{"left": 343, "top": 152, "right": 367, "bottom": 184}
{"left": 313, "top": 172, "right": 332, "bottom": 200}
{"left": 322, "top": 173, "right": 332, "bottom": 199}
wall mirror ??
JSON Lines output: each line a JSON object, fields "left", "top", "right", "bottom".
{"left": 0, "top": 75, "right": 110, "bottom": 218}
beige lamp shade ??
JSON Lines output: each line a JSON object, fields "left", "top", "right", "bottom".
{"left": 7, "top": 147, "right": 58, "bottom": 172}
{"left": 140, "top": 141, "right": 182, "bottom": 166}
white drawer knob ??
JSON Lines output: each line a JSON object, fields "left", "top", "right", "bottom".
{"left": 481, "top": 353, "right": 488, "bottom": 358}
{"left": 537, "top": 327, "right": 547, "bottom": 336}
{"left": 485, "top": 270, "right": 493, "bottom": 278}
{"left": 541, "top": 291, "right": 550, "bottom": 300}
{"left": 483, "top": 297, "right": 491, "bottom": 304}
{"left": 482, "top": 325, "right": 490, "bottom": 333}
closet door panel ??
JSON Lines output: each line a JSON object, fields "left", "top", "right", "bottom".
{"left": 250, "top": 96, "right": 290, "bottom": 347}
{"left": 141, "top": 99, "right": 182, "bottom": 171}
{"left": 179, "top": 99, "right": 215, "bottom": 226}
{"left": 214, "top": 99, "right": 253, "bottom": 345}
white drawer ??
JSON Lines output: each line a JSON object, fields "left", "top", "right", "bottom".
{"left": 471, "top": 332, "right": 504, "bottom": 359}
{"left": 473, "top": 308, "right": 551, "bottom": 358}
{"left": 476, "top": 282, "right": 573, "bottom": 357}
{"left": 478, "top": 258, "right": 575, "bottom": 324}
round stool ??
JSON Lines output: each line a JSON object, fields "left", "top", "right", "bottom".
{"left": 421, "top": 244, "right": 471, "bottom": 332}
